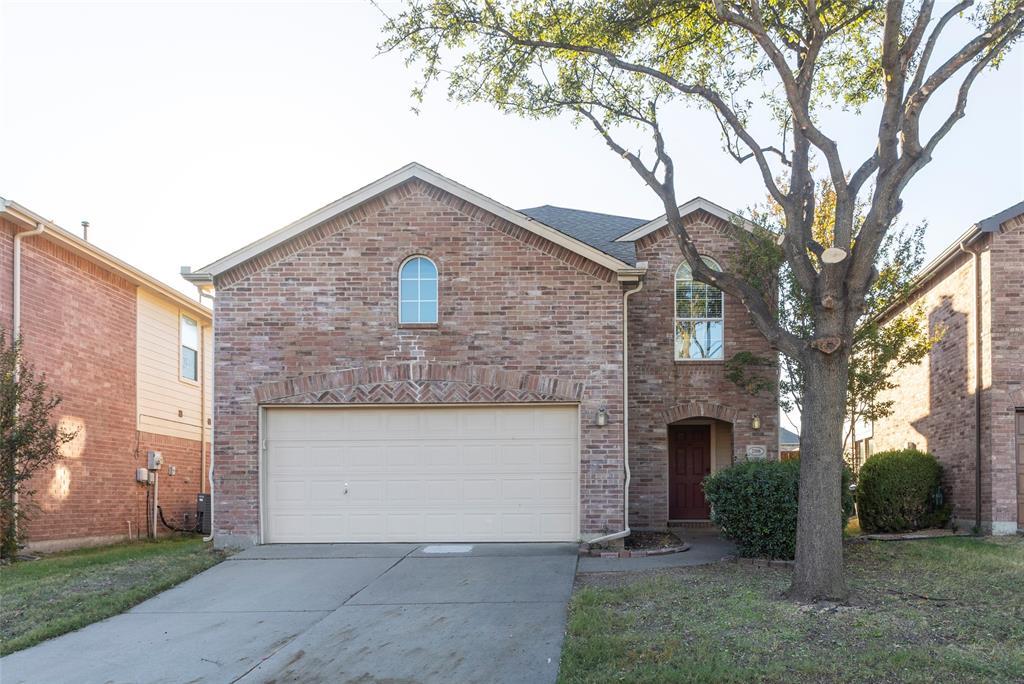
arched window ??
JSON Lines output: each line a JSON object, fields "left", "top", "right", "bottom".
{"left": 399, "top": 256, "right": 438, "bottom": 324}
{"left": 674, "top": 256, "right": 724, "bottom": 360}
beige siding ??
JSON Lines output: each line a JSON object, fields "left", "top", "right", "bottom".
{"left": 137, "top": 289, "right": 209, "bottom": 440}
{"left": 714, "top": 421, "right": 733, "bottom": 472}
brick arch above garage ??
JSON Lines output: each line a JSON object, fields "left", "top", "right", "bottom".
{"left": 254, "top": 361, "right": 586, "bottom": 405}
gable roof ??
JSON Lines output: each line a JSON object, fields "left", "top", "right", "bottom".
{"left": 779, "top": 427, "right": 800, "bottom": 448}
{"left": 184, "top": 163, "right": 636, "bottom": 285}
{"left": 1, "top": 198, "right": 211, "bottom": 321}
{"left": 876, "top": 199, "right": 1024, "bottom": 324}
{"left": 977, "top": 200, "right": 1024, "bottom": 232}
{"left": 613, "top": 196, "right": 759, "bottom": 243}
{"left": 519, "top": 206, "right": 645, "bottom": 265}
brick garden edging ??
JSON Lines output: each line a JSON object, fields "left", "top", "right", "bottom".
{"left": 579, "top": 542, "right": 691, "bottom": 558}
{"left": 732, "top": 557, "right": 794, "bottom": 568}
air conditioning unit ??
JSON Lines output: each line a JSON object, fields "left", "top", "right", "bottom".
{"left": 196, "top": 493, "right": 212, "bottom": 536}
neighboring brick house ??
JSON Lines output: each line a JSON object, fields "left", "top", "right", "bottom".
{"left": 871, "top": 201, "right": 1024, "bottom": 535}
{"left": 1, "top": 199, "right": 212, "bottom": 551}
{"left": 184, "top": 163, "right": 778, "bottom": 548}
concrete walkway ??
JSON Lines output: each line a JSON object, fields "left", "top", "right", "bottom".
{"left": 578, "top": 529, "right": 736, "bottom": 573}
{"left": 0, "top": 542, "right": 578, "bottom": 684}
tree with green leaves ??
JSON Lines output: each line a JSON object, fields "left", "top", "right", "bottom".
{"left": 380, "top": 0, "right": 1024, "bottom": 600}
{"left": 0, "top": 331, "right": 76, "bottom": 560}
{"left": 760, "top": 180, "right": 941, "bottom": 467}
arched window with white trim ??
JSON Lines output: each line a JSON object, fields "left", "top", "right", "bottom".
{"left": 399, "top": 255, "right": 438, "bottom": 324}
{"left": 674, "top": 256, "right": 724, "bottom": 360}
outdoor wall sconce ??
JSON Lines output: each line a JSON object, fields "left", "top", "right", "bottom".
{"left": 751, "top": 414, "right": 762, "bottom": 431}
{"left": 595, "top": 408, "right": 609, "bottom": 427}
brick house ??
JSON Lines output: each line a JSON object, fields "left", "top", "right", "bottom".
{"left": 183, "top": 163, "right": 778, "bottom": 548}
{"left": 1, "top": 199, "right": 212, "bottom": 551}
{"left": 870, "top": 201, "right": 1024, "bottom": 535}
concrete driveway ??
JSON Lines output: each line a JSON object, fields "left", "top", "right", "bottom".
{"left": 0, "top": 542, "right": 578, "bottom": 684}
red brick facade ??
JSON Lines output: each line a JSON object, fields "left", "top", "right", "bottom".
{"left": 209, "top": 178, "right": 781, "bottom": 545}
{"left": 1, "top": 216, "right": 210, "bottom": 551}
{"left": 873, "top": 210, "right": 1023, "bottom": 534}
{"left": 212, "top": 180, "right": 628, "bottom": 546}
{"left": 988, "top": 214, "right": 1024, "bottom": 531}
{"left": 628, "top": 214, "right": 779, "bottom": 527}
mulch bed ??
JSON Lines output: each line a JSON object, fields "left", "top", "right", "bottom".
{"left": 581, "top": 530, "right": 690, "bottom": 558}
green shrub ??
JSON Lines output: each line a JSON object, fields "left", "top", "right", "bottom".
{"left": 856, "top": 448, "right": 950, "bottom": 533}
{"left": 703, "top": 459, "right": 854, "bottom": 560}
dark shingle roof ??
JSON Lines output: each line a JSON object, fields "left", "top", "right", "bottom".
{"left": 977, "top": 200, "right": 1024, "bottom": 232}
{"left": 519, "top": 205, "right": 647, "bottom": 265}
{"left": 779, "top": 427, "right": 800, "bottom": 447}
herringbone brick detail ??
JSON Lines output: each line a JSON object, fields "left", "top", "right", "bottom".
{"left": 255, "top": 361, "right": 585, "bottom": 403}
{"left": 276, "top": 380, "right": 564, "bottom": 405}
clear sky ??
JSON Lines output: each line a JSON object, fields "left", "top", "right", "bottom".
{"left": 2, "top": 0, "right": 1022, "bottom": 303}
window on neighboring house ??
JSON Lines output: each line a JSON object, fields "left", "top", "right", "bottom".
{"left": 674, "top": 257, "right": 724, "bottom": 360}
{"left": 180, "top": 315, "right": 199, "bottom": 381}
{"left": 399, "top": 255, "right": 438, "bottom": 324}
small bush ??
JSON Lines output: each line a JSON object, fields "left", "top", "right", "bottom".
{"left": 703, "top": 459, "right": 854, "bottom": 560}
{"left": 856, "top": 448, "right": 950, "bottom": 533}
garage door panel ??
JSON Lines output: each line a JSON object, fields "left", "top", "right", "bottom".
{"left": 502, "top": 444, "right": 538, "bottom": 467}
{"left": 460, "top": 445, "right": 497, "bottom": 467}
{"left": 264, "top": 405, "right": 579, "bottom": 543}
{"left": 427, "top": 480, "right": 461, "bottom": 501}
{"left": 309, "top": 481, "right": 347, "bottom": 506}
{"left": 269, "top": 479, "right": 307, "bottom": 504}
{"left": 463, "top": 479, "right": 499, "bottom": 501}
{"left": 501, "top": 479, "right": 537, "bottom": 501}
{"left": 422, "top": 514, "right": 459, "bottom": 536}
{"left": 540, "top": 513, "right": 575, "bottom": 536}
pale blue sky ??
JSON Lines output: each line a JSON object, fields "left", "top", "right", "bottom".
{"left": 2, "top": 0, "right": 1022, "bottom": 301}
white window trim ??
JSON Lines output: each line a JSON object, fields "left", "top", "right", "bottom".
{"left": 179, "top": 313, "right": 200, "bottom": 384}
{"left": 398, "top": 255, "right": 439, "bottom": 325}
{"left": 674, "top": 256, "right": 725, "bottom": 362}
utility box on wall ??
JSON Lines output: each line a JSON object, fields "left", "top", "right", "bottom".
{"left": 147, "top": 450, "right": 163, "bottom": 470}
{"left": 196, "top": 493, "right": 212, "bottom": 536}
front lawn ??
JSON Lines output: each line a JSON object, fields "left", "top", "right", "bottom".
{"left": 0, "top": 537, "right": 225, "bottom": 655}
{"left": 560, "top": 536, "right": 1024, "bottom": 683}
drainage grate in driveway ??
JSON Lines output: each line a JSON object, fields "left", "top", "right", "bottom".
{"left": 420, "top": 545, "right": 474, "bottom": 554}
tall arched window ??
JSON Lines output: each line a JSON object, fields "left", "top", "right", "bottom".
{"left": 674, "top": 256, "right": 724, "bottom": 360}
{"left": 399, "top": 256, "right": 438, "bottom": 324}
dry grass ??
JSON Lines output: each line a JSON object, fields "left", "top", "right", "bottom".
{"left": 560, "top": 536, "right": 1024, "bottom": 683}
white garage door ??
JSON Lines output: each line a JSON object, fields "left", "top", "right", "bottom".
{"left": 263, "top": 405, "right": 579, "bottom": 543}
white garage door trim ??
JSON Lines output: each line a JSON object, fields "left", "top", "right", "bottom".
{"left": 258, "top": 403, "right": 580, "bottom": 543}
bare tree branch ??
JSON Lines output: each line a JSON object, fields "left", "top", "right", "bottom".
{"left": 576, "top": 106, "right": 804, "bottom": 358}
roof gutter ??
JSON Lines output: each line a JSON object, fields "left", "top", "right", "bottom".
{"left": 1, "top": 199, "right": 211, "bottom": 320}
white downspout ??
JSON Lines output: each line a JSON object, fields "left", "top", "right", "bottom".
{"left": 11, "top": 222, "right": 45, "bottom": 538}
{"left": 199, "top": 287, "right": 215, "bottom": 543}
{"left": 588, "top": 274, "right": 644, "bottom": 546}
{"left": 13, "top": 223, "right": 45, "bottom": 341}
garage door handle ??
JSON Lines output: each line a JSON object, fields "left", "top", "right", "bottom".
{"left": 344, "top": 483, "right": 349, "bottom": 494}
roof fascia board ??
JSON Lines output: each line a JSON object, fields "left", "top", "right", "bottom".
{"left": 614, "top": 197, "right": 758, "bottom": 242}
{"left": 873, "top": 224, "right": 984, "bottom": 324}
{"left": 1, "top": 200, "right": 211, "bottom": 320}
{"left": 195, "top": 163, "right": 632, "bottom": 279}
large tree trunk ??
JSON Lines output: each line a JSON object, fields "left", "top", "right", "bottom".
{"left": 788, "top": 349, "right": 850, "bottom": 602}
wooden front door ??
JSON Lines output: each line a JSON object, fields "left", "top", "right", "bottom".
{"left": 669, "top": 425, "right": 712, "bottom": 520}
{"left": 1016, "top": 411, "right": 1024, "bottom": 531}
